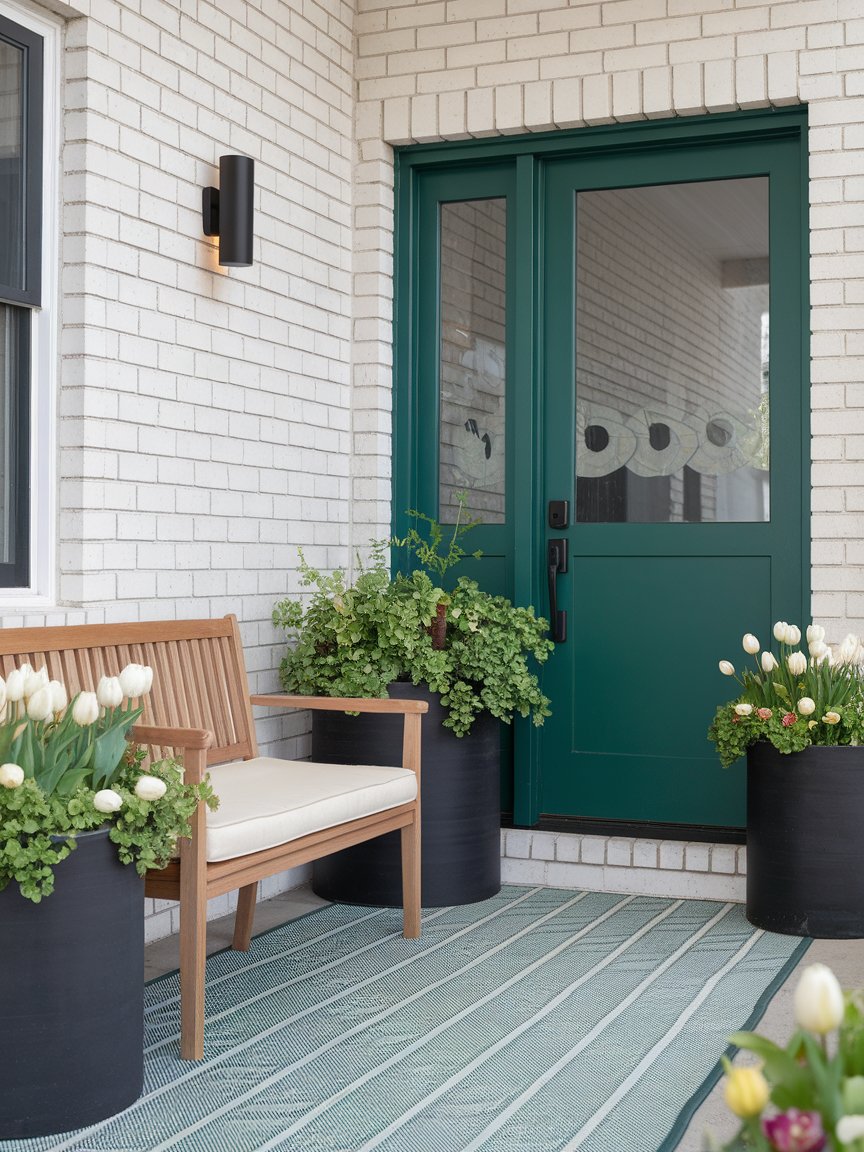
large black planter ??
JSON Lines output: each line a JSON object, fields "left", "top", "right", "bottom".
{"left": 747, "top": 742, "right": 864, "bottom": 938}
{"left": 312, "top": 682, "right": 502, "bottom": 907}
{"left": 0, "top": 827, "right": 145, "bottom": 1139}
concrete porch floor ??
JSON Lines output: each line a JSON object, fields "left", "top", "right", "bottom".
{"left": 144, "top": 886, "right": 864, "bottom": 1151}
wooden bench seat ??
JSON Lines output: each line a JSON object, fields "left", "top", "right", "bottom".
{"left": 0, "top": 615, "right": 426, "bottom": 1060}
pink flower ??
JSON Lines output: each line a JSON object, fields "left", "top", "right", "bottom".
{"left": 762, "top": 1109, "right": 826, "bottom": 1152}
{"left": 757, "top": 708, "right": 773, "bottom": 720}
{"left": 782, "top": 712, "right": 797, "bottom": 727}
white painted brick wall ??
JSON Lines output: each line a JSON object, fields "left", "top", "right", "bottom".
{"left": 353, "top": 0, "right": 864, "bottom": 650}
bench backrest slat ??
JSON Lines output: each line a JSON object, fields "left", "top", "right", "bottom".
{"left": 0, "top": 616, "right": 258, "bottom": 765}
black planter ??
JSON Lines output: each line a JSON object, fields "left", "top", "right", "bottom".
{"left": 0, "top": 826, "right": 145, "bottom": 1139}
{"left": 312, "top": 682, "right": 502, "bottom": 907}
{"left": 747, "top": 742, "right": 864, "bottom": 938}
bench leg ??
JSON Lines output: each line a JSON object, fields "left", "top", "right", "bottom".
{"left": 401, "top": 817, "right": 421, "bottom": 938}
{"left": 179, "top": 859, "right": 207, "bottom": 1061}
{"left": 232, "top": 882, "right": 258, "bottom": 951}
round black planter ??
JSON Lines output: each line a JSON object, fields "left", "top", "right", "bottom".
{"left": 312, "top": 682, "right": 502, "bottom": 907}
{"left": 0, "top": 826, "right": 145, "bottom": 1139}
{"left": 747, "top": 742, "right": 864, "bottom": 938}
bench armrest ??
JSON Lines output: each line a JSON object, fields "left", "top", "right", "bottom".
{"left": 131, "top": 723, "right": 213, "bottom": 784}
{"left": 250, "top": 694, "right": 429, "bottom": 715}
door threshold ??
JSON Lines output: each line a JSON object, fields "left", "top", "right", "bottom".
{"left": 503, "top": 814, "right": 745, "bottom": 845}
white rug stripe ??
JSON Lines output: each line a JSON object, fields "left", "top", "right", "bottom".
{"left": 460, "top": 902, "right": 736, "bottom": 1152}
{"left": 253, "top": 894, "right": 638, "bottom": 1151}
{"left": 354, "top": 898, "right": 687, "bottom": 1152}
{"left": 144, "top": 907, "right": 386, "bottom": 1016}
{"left": 46, "top": 893, "right": 537, "bottom": 1152}
{"left": 144, "top": 903, "right": 455, "bottom": 1055}
{"left": 560, "top": 927, "right": 764, "bottom": 1151}
{"left": 147, "top": 890, "right": 595, "bottom": 1152}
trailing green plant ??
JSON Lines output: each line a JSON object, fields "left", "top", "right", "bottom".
{"left": 272, "top": 504, "right": 554, "bottom": 737}
{"left": 708, "top": 622, "right": 864, "bottom": 768}
{"left": 0, "top": 662, "right": 216, "bottom": 902}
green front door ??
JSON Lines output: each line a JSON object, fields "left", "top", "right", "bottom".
{"left": 394, "top": 110, "right": 809, "bottom": 832}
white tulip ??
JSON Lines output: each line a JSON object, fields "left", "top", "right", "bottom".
{"left": 807, "top": 624, "right": 826, "bottom": 647}
{"left": 97, "top": 676, "right": 123, "bottom": 709}
{"left": 742, "top": 634, "right": 760, "bottom": 655}
{"left": 809, "top": 641, "right": 830, "bottom": 663}
{"left": 797, "top": 697, "right": 816, "bottom": 716}
{"left": 47, "top": 680, "right": 68, "bottom": 713}
{"left": 141, "top": 665, "right": 153, "bottom": 694}
{"left": 16, "top": 662, "right": 33, "bottom": 680}
{"left": 719, "top": 661, "right": 735, "bottom": 676}
{"left": 71, "top": 691, "right": 100, "bottom": 726}
{"left": 773, "top": 621, "right": 788, "bottom": 643}
{"left": 793, "top": 963, "right": 844, "bottom": 1035}
{"left": 5, "top": 669, "right": 25, "bottom": 702}
{"left": 837, "top": 1116, "right": 864, "bottom": 1145}
{"left": 734, "top": 703, "right": 753, "bottom": 717}
{"left": 0, "top": 763, "right": 24, "bottom": 789}
{"left": 785, "top": 624, "right": 802, "bottom": 646}
{"left": 134, "top": 775, "right": 167, "bottom": 801}
{"left": 26, "top": 687, "right": 54, "bottom": 722}
{"left": 838, "top": 634, "right": 863, "bottom": 666}
{"left": 787, "top": 651, "right": 807, "bottom": 676}
{"left": 760, "top": 652, "right": 778, "bottom": 673}
{"left": 823, "top": 712, "right": 841, "bottom": 725}
{"left": 22, "top": 666, "right": 49, "bottom": 699}
{"left": 93, "top": 789, "right": 123, "bottom": 814}
{"left": 118, "top": 663, "right": 147, "bottom": 698}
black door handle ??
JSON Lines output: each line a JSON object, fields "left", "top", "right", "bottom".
{"left": 547, "top": 539, "right": 568, "bottom": 643}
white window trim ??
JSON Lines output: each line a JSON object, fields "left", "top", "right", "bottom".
{"left": 0, "top": 0, "right": 59, "bottom": 608}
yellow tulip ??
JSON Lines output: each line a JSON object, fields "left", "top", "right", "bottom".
{"left": 722, "top": 1061, "right": 769, "bottom": 1119}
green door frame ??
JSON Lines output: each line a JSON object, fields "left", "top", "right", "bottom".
{"left": 393, "top": 107, "right": 810, "bottom": 829}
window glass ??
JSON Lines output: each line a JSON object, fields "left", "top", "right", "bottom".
{"left": 438, "top": 199, "right": 507, "bottom": 524}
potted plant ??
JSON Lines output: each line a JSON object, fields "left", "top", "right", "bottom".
{"left": 0, "top": 663, "right": 214, "bottom": 1140}
{"left": 714, "top": 962, "right": 864, "bottom": 1151}
{"left": 272, "top": 500, "right": 553, "bottom": 906}
{"left": 708, "top": 622, "right": 864, "bottom": 938}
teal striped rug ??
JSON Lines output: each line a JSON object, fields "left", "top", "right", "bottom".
{"left": 5, "top": 887, "right": 807, "bottom": 1152}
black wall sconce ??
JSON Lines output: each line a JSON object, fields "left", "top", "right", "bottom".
{"left": 202, "top": 155, "right": 254, "bottom": 267}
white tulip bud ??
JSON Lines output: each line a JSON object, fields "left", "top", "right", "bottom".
{"left": 793, "top": 963, "right": 844, "bottom": 1035}
{"left": 787, "top": 651, "right": 807, "bottom": 676}
{"left": 92, "top": 789, "right": 123, "bottom": 814}
{"left": 16, "top": 662, "right": 33, "bottom": 680}
{"left": 26, "top": 686, "right": 54, "bottom": 722}
{"left": 47, "top": 680, "right": 68, "bottom": 713}
{"left": 22, "top": 666, "right": 49, "bottom": 700}
{"left": 118, "top": 664, "right": 147, "bottom": 699}
{"left": 837, "top": 1117, "right": 864, "bottom": 1145}
{"left": 760, "top": 652, "right": 778, "bottom": 673}
{"left": 807, "top": 624, "right": 826, "bottom": 647}
{"left": 838, "top": 634, "right": 864, "bottom": 666}
{"left": 719, "top": 661, "right": 735, "bottom": 676}
{"left": 71, "top": 692, "right": 100, "bottom": 726}
{"left": 734, "top": 703, "right": 753, "bottom": 716}
{"left": 134, "top": 775, "right": 167, "bottom": 801}
{"left": 809, "top": 641, "right": 830, "bottom": 663}
{"left": 785, "top": 624, "right": 802, "bottom": 647}
{"left": 773, "top": 621, "right": 788, "bottom": 643}
{"left": 5, "top": 669, "right": 25, "bottom": 702}
{"left": 0, "top": 763, "right": 24, "bottom": 789}
{"left": 742, "top": 634, "right": 760, "bottom": 655}
{"left": 97, "top": 676, "right": 123, "bottom": 709}
{"left": 797, "top": 697, "right": 816, "bottom": 716}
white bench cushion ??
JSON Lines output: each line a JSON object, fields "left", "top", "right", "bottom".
{"left": 204, "top": 756, "right": 418, "bottom": 863}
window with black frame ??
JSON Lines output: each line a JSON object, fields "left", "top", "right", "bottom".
{"left": 0, "top": 12, "right": 42, "bottom": 588}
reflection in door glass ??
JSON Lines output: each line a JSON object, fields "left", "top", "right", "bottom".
{"left": 575, "top": 179, "right": 769, "bottom": 523}
{"left": 439, "top": 199, "right": 506, "bottom": 524}
{"left": 0, "top": 39, "right": 24, "bottom": 292}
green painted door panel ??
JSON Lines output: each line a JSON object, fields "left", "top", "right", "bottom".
{"left": 540, "top": 555, "right": 771, "bottom": 824}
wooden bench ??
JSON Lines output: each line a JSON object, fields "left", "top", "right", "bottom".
{"left": 0, "top": 615, "right": 426, "bottom": 1060}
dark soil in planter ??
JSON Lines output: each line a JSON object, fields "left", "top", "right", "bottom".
{"left": 312, "top": 682, "right": 502, "bottom": 907}
{"left": 747, "top": 741, "right": 864, "bottom": 938}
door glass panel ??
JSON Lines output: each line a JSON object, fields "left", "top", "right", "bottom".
{"left": 0, "top": 37, "right": 24, "bottom": 293}
{"left": 575, "top": 178, "right": 769, "bottom": 523}
{"left": 439, "top": 198, "right": 506, "bottom": 524}
{"left": 0, "top": 303, "right": 25, "bottom": 568}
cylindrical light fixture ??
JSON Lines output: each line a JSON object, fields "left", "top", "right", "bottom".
{"left": 201, "top": 155, "right": 254, "bottom": 267}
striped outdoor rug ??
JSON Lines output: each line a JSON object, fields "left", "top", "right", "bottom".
{"left": 6, "top": 886, "right": 807, "bottom": 1152}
